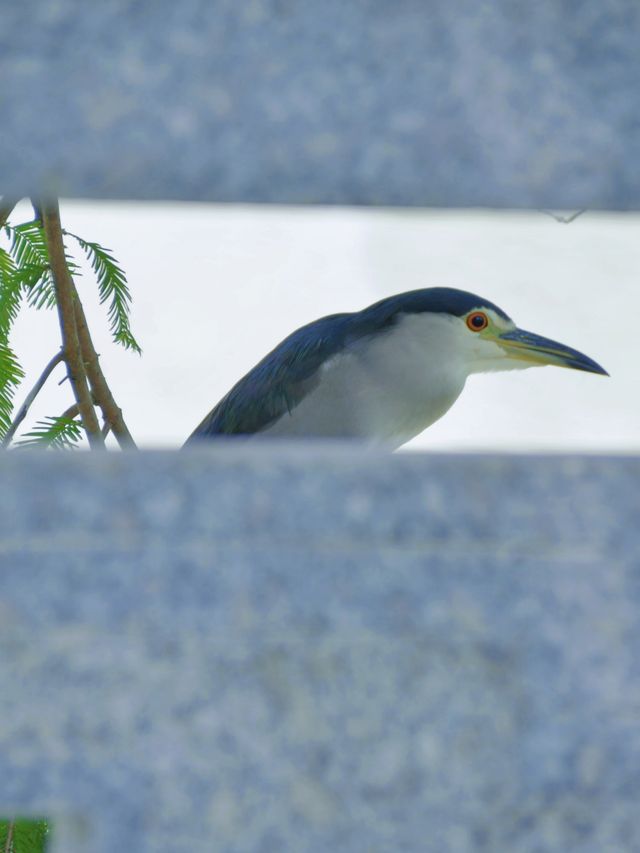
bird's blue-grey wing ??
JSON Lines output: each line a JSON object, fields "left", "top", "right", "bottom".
{"left": 185, "top": 313, "right": 353, "bottom": 442}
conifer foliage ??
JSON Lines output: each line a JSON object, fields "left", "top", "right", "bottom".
{"left": 0, "top": 198, "right": 139, "bottom": 448}
{"left": 0, "top": 818, "right": 49, "bottom": 853}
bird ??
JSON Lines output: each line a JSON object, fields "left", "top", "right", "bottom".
{"left": 185, "top": 287, "right": 608, "bottom": 450}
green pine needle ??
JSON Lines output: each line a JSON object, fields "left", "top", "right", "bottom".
{"left": 8, "top": 221, "right": 57, "bottom": 310}
{"left": 0, "top": 817, "right": 49, "bottom": 852}
{"left": 0, "top": 341, "right": 25, "bottom": 438}
{"left": 9, "top": 221, "right": 48, "bottom": 267}
{"left": 68, "top": 233, "right": 141, "bottom": 354}
{"left": 0, "top": 247, "right": 22, "bottom": 335}
{"left": 16, "top": 415, "right": 83, "bottom": 449}
{"left": 0, "top": 245, "right": 15, "bottom": 282}
{"left": 0, "top": 242, "right": 24, "bottom": 439}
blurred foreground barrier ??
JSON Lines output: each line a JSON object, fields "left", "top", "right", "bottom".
{"left": 1, "top": 447, "right": 639, "bottom": 852}
{"left": 2, "top": 0, "right": 640, "bottom": 208}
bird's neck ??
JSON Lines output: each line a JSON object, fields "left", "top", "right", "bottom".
{"left": 351, "top": 312, "right": 469, "bottom": 446}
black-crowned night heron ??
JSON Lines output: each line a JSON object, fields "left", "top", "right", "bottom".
{"left": 185, "top": 288, "right": 607, "bottom": 449}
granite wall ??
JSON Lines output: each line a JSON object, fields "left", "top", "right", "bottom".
{"left": 2, "top": 0, "right": 640, "bottom": 207}
{"left": 1, "top": 448, "right": 638, "bottom": 852}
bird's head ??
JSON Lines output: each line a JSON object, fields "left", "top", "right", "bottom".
{"left": 363, "top": 288, "right": 608, "bottom": 380}
{"left": 451, "top": 299, "right": 608, "bottom": 377}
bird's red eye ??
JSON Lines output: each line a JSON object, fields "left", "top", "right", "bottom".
{"left": 466, "top": 311, "right": 489, "bottom": 332}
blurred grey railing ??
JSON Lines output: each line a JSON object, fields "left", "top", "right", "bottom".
{"left": 2, "top": 0, "right": 640, "bottom": 207}
{"left": 1, "top": 449, "right": 639, "bottom": 852}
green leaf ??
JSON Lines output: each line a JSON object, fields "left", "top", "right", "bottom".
{"left": 0, "top": 341, "right": 25, "bottom": 438}
{"left": 68, "top": 233, "right": 141, "bottom": 353}
{"left": 12, "top": 261, "right": 52, "bottom": 303}
{"left": 7, "top": 220, "right": 83, "bottom": 311}
{"left": 16, "top": 415, "right": 83, "bottom": 449}
{"left": 9, "top": 221, "right": 49, "bottom": 268}
{"left": 0, "top": 246, "right": 22, "bottom": 335}
{"left": 0, "top": 245, "right": 25, "bottom": 438}
{"left": 0, "top": 245, "right": 15, "bottom": 282}
{"left": 0, "top": 817, "right": 50, "bottom": 852}
{"left": 8, "top": 221, "right": 56, "bottom": 310}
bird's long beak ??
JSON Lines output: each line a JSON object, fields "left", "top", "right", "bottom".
{"left": 497, "top": 328, "right": 609, "bottom": 375}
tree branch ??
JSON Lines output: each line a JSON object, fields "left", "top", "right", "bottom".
{"left": 73, "top": 297, "right": 137, "bottom": 448}
{"left": 41, "top": 200, "right": 105, "bottom": 449}
{"left": 1, "top": 350, "right": 64, "bottom": 447}
{"left": 0, "top": 197, "right": 19, "bottom": 230}
{"left": 3, "top": 820, "right": 15, "bottom": 853}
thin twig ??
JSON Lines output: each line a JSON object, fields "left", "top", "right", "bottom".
{"left": 61, "top": 403, "right": 80, "bottom": 420}
{"left": 61, "top": 389, "right": 98, "bottom": 423}
{"left": 41, "top": 200, "right": 104, "bottom": 449}
{"left": 0, "top": 197, "right": 19, "bottom": 230}
{"left": 4, "top": 819, "right": 15, "bottom": 853}
{"left": 73, "top": 297, "right": 137, "bottom": 448}
{"left": 1, "top": 350, "right": 64, "bottom": 447}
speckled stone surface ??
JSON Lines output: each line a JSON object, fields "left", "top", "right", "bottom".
{"left": 0, "top": 447, "right": 639, "bottom": 852}
{"left": 2, "top": 1, "right": 640, "bottom": 207}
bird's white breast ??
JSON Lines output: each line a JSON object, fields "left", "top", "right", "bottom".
{"left": 262, "top": 312, "right": 470, "bottom": 448}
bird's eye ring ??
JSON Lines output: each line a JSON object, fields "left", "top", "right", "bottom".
{"left": 466, "top": 311, "right": 489, "bottom": 332}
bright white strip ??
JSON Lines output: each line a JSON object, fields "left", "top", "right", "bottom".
{"left": 7, "top": 201, "right": 639, "bottom": 452}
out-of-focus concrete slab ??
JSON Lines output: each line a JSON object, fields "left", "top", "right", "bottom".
{"left": 0, "top": 447, "right": 639, "bottom": 851}
{"left": 2, "top": 1, "right": 640, "bottom": 207}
